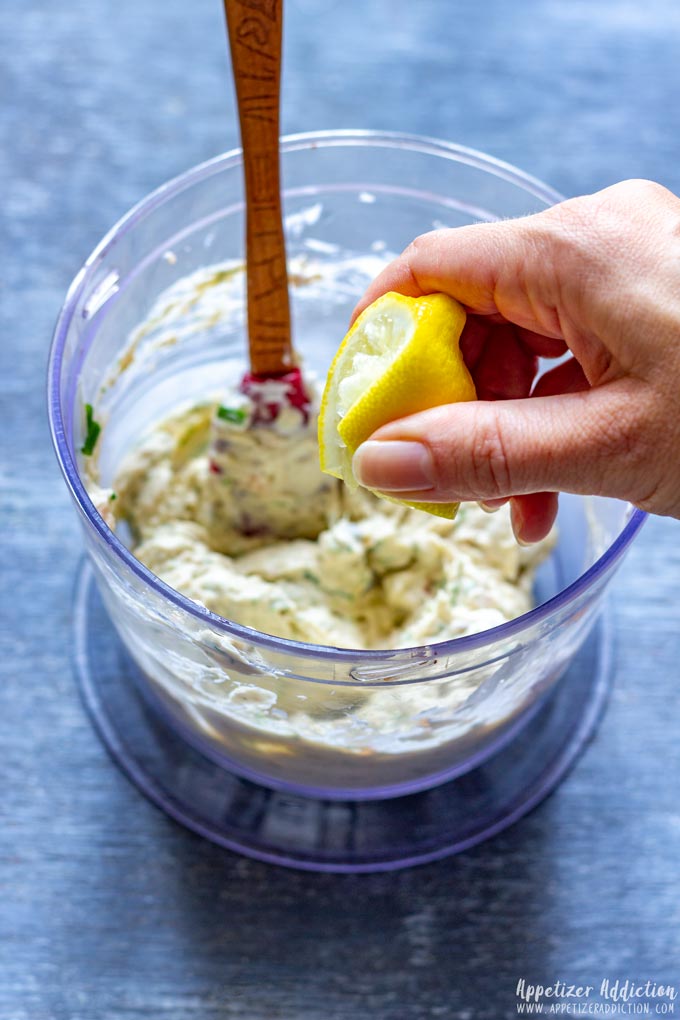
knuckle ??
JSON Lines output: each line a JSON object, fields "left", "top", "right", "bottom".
{"left": 403, "top": 233, "right": 425, "bottom": 257}
{"left": 538, "top": 181, "right": 680, "bottom": 304}
{"left": 613, "top": 178, "right": 671, "bottom": 205}
{"left": 401, "top": 229, "right": 453, "bottom": 296}
{"left": 467, "top": 406, "right": 513, "bottom": 497}
{"left": 402, "top": 231, "right": 434, "bottom": 266}
{"left": 632, "top": 480, "right": 664, "bottom": 515}
{"left": 400, "top": 233, "right": 432, "bottom": 292}
{"left": 545, "top": 180, "right": 670, "bottom": 248}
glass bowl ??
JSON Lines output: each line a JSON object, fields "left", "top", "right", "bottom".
{"left": 48, "top": 131, "right": 644, "bottom": 836}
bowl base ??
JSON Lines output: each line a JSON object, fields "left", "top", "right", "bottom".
{"left": 73, "top": 562, "right": 611, "bottom": 873}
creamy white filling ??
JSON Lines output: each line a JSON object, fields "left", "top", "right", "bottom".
{"left": 105, "top": 394, "right": 552, "bottom": 650}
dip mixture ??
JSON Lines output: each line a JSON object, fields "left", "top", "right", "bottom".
{"left": 94, "top": 385, "right": 552, "bottom": 650}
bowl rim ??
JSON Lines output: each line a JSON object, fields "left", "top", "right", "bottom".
{"left": 47, "top": 128, "right": 647, "bottom": 666}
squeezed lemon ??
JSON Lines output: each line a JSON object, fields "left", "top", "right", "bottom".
{"left": 319, "top": 291, "right": 476, "bottom": 519}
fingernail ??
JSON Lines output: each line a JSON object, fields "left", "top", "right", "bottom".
{"left": 353, "top": 440, "right": 436, "bottom": 492}
{"left": 514, "top": 532, "right": 534, "bottom": 547}
{"left": 478, "top": 500, "right": 506, "bottom": 514}
{"left": 510, "top": 504, "right": 533, "bottom": 546}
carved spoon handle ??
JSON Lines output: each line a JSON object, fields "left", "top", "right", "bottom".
{"left": 223, "top": 0, "right": 292, "bottom": 376}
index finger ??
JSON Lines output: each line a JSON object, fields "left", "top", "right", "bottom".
{"left": 351, "top": 218, "right": 566, "bottom": 341}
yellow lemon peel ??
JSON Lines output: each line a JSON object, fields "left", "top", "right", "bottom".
{"left": 318, "top": 291, "right": 476, "bottom": 519}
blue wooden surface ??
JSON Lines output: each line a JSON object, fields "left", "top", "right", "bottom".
{"left": 2, "top": 0, "right": 679, "bottom": 1016}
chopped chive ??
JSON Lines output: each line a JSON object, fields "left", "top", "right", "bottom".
{"left": 81, "top": 404, "right": 101, "bottom": 456}
{"left": 217, "top": 405, "right": 247, "bottom": 425}
{"left": 109, "top": 492, "right": 117, "bottom": 501}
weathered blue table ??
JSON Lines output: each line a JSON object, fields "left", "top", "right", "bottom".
{"left": 2, "top": 0, "right": 679, "bottom": 1016}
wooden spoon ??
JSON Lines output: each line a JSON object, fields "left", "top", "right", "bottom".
{"left": 223, "top": 0, "right": 309, "bottom": 422}
{"left": 212, "top": 0, "right": 333, "bottom": 542}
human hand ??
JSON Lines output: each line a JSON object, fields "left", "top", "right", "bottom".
{"left": 350, "top": 179, "right": 680, "bottom": 543}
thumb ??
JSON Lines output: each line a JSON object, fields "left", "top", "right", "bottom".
{"left": 351, "top": 381, "right": 648, "bottom": 506}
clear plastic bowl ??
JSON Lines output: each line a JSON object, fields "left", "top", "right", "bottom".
{"left": 48, "top": 130, "right": 645, "bottom": 801}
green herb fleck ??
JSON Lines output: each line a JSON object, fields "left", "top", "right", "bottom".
{"left": 217, "top": 405, "right": 247, "bottom": 425}
{"left": 81, "top": 404, "right": 101, "bottom": 456}
{"left": 109, "top": 492, "right": 117, "bottom": 501}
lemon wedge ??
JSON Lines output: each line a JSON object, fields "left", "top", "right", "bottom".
{"left": 318, "top": 291, "right": 476, "bottom": 519}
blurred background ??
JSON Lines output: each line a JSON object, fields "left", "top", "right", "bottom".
{"left": 2, "top": 1, "right": 679, "bottom": 1017}
{"left": 6, "top": 0, "right": 680, "bottom": 280}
